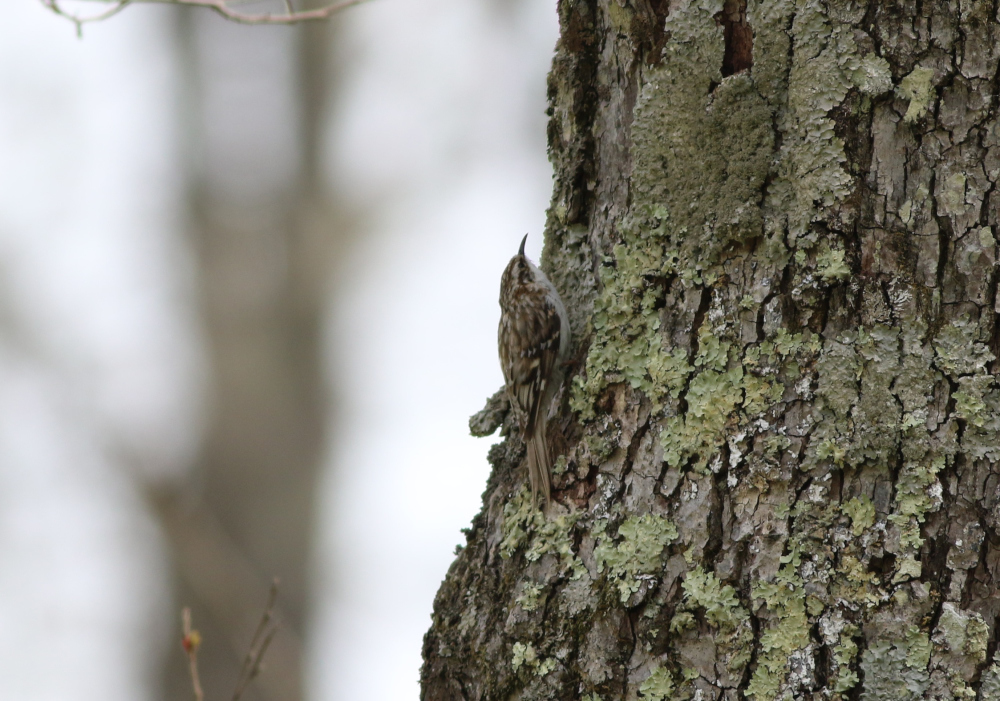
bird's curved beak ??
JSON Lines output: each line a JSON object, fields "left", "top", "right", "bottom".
{"left": 519, "top": 233, "right": 528, "bottom": 257}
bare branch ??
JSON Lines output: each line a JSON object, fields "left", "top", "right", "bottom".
{"left": 180, "top": 581, "right": 280, "bottom": 701}
{"left": 150, "top": 488, "right": 303, "bottom": 698}
{"left": 231, "top": 579, "right": 281, "bottom": 701}
{"left": 181, "top": 608, "right": 205, "bottom": 701}
{"left": 40, "top": 0, "right": 366, "bottom": 30}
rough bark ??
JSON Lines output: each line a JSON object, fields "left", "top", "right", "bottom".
{"left": 422, "top": 1, "right": 1000, "bottom": 700}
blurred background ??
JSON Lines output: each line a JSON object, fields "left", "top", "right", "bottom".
{"left": 0, "top": 1, "right": 556, "bottom": 700}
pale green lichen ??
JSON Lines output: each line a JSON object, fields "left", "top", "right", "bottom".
{"left": 658, "top": 324, "right": 788, "bottom": 473}
{"left": 534, "top": 5, "right": 982, "bottom": 699}
{"left": 551, "top": 454, "right": 569, "bottom": 476}
{"left": 500, "top": 485, "right": 541, "bottom": 557}
{"left": 669, "top": 610, "right": 695, "bottom": 633}
{"left": 604, "top": 0, "right": 631, "bottom": 34}
{"left": 677, "top": 566, "right": 748, "bottom": 631}
{"left": 584, "top": 430, "right": 618, "bottom": 467}
{"left": 897, "top": 66, "right": 936, "bottom": 123}
{"left": 567, "top": 0, "right": 871, "bottom": 474}
{"left": 511, "top": 641, "right": 556, "bottom": 676}
{"left": 928, "top": 605, "right": 988, "bottom": 701}
{"left": 830, "top": 553, "right": 883, "bottom": 609}
{"left": 659, "top": 366, "right": 745, "bottom": 472}
{"left": 638, "top": 666, "right": 675, "bottom": 701}
{"left": 516, "top": 581, "right": 544, "bottom": 612}
{"left": 529, "top": 513, "right": 585, "bottom": 577}
{"left": 473, "top": 0, "right": 1000, "bottom": 699}
{"left": 673, "top": 566, "right": 753, "bottom": 676}
{"left": 760, "top": 494, "right": 873, "bottom": 698}
{"left": 537, "top": 658, "right": 556, "bottom": 676}
{"left": 953, "top": 375, "right": 992, "bottom": 427}
{"left": 813, "top": 438, "right": 846, "bottom": 465}
{"left": 803, "top": 337, "right": 860, "bottom": 470}
{"left": 888, "top": 435, "right": 944, "bottom": 581}
{"left": 933, "top": 315, "right": 993, "bottom": 376}
{"left": 511, "top": 641, "right": 531, "bottom": 671}
{"left": 802, "top": 316, "right": 952, "bottom": 591}
{"left": 889, "top": 454, "right": 946, "bottom": 550}
{"left": 767, "top": 328, "right": 818, "bottom": 358}
{"left": 893, "top": 556, "right": 923, "bottom": 583}
{"left": 980, "top": 226, "right": 996, "bottom": 249}
{"left": 842, "top": 496, "right": 875, "bottom": 536}
{"left": 594, "top": 514, "right": 678, "bottom": 602}
{"left": 501, "top": 486, "right": 585, "bottom": 578}
{"left": 831, "top": 624, "right": 860, "bottom": 693}
{"left": 571, "top": 0, "right": 861, "bottom": 442}
{"left": 746, "top": 548, "right": 811, "bottom": 700}
{"left": 961, "top": 384, "right": 1000, "bottom": 461}
{"left": 816, "top": 245, "right": 851, "bottom": 281}
{"left": 570, "top": 242, "right": 690, "bottom": 420}
{"left": 935, "top": 317, "right": 1000, "bottom": 458}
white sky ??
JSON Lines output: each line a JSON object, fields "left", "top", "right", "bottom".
{"left": 0, "top": 0, "right": 557, "bottom": 699}
{"left": 0, "top": 3, "right": 202, "bottom": 700}
{"left": 309, "top": 0, "right": 557, "bottom": 698}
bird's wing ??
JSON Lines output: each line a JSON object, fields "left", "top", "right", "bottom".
{"left": 503, "top": 286, "right": 561, "bottom": 436}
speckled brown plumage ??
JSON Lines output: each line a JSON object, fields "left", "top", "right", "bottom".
{"left": 498, "top": 235, "right": 569, "bottom": 506}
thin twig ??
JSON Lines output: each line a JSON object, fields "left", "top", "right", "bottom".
{"left": 181, "top": 608, "right": 205, "bottom": 701}
{"left": 41, "top": 0, "right": 131, "bottom": 37}
{"left": 180, "top": 580, "right": 280, "bottom": 701}
{"left": 40, "top": 0, "right": 366, "bottom": 29}
{"left": 231, "top": 579, "right": 281, "bottom": 701}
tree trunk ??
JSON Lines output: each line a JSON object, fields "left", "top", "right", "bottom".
{"left": 422, "top": 2, "right": 1000, "bottom": 700}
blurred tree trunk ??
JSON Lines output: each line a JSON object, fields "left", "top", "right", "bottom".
{"left": 155, "top": 10, "right": 342, "bottom": 701}
{"left": 422, "top": 2, "right": 1000, "bottom": 700}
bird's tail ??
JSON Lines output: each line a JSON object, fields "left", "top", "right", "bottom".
{"left": 526, "top": 421, "right": 551, "bottom": 507}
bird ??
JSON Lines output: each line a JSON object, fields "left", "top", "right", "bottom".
{"left": 498, "top": 234, "right": 570, "bottom": 506}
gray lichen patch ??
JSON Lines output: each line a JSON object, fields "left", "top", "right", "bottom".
{"left": 981, "top": 651, "right": 1000, "bottom": 701}
{"left": 859, "top": 627, "right": 932, "bottom": 701}
{"left": 931, "top": 603, "right": 989, "bottom": 679}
